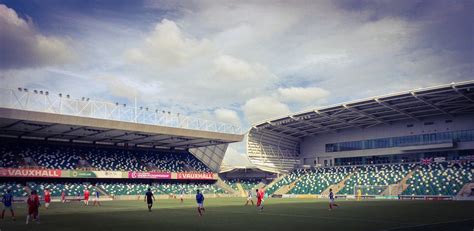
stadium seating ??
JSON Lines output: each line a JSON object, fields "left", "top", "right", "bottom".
{"left": 97, "top": 182, "right": 225, "bottom": 196}
{"left": 223, "top": 179, "right": 239, "bottom": 191}
{"left": 0, "top": 139, "right": 211, "bottom": 172}
{"left": 0, "top": 145, "right": 20, "bottom": 168}
{"left": 264, "top": 161, "right": 472, "bottom": 196}
{"left": 265, "top": 168, "right": 307, "bottom": 195}
{"left": 289, "top": 167, "right": 351, "bottom": 194}
{"left": 338, "top": 164, "right": 415, "bottom": 195}
{"left": 402, "top": 161, "right": 473, "bottom": 196}
{"left": 98, "top": 182, "right": 149, "bottom": 196}
{"left": 156, "top": 182, "right": 225, "bottom": 194}
{"left": 27, "top": 182, "right": 93, "bottom": 197}
{"left": 224, "top": 179, "right": 261, "bottom": 191}
{"left": 0, "top": 182, "right": 27, "bottom": 197}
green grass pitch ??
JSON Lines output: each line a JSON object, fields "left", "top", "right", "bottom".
{"left": 1, "top": 198, "right": 473, "bottom": 231}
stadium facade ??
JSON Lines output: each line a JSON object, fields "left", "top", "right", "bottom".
{"left": 0, "top": 88, "right": 244, "bottom": 172}
{"left": 247, "top": 81, "right": 474, "bottom": 173}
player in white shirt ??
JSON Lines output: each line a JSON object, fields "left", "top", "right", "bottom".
{"left": 245, "top": 190, "right": 254, "bottom": 206}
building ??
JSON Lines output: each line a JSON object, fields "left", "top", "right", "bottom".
{"left": 247, "top": 81, "right": 474, "bottom": 173}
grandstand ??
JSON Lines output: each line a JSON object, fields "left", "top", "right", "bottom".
{"left": 0, "top": 82, "right": 473, "bottom": 231}
{"left": 0, "top": 88, "right": 245, "bottom": 200}
{"left": 247, "top": 81, "right": 474, "bottom": 199}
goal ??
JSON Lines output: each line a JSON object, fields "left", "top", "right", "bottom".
{"left": 354, "top": 185, "right": 391, "bottom": 197}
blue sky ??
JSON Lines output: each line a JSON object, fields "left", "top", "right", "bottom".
{"left": 0, "top": 0, "right": 472, "bottom": 165}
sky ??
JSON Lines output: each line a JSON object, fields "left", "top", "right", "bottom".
{"left": 0, "top": 0, "right": 473, "bottom": 166}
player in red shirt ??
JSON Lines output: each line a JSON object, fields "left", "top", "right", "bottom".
{"left": 61, "top": 191, "right": 66, "bottom": 203}
{"left": 26, "top": 190, "right": 40, "bottom": 224}
{"left": 83, "top": 189, "right": 90, "bottom": 206}
{"left": 44, "top": 189, "right": 51, "bottom": 209}
{"left": 256, "top": 189, "right": 264, "bottom": 211}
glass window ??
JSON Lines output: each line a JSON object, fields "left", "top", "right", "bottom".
{"left": 325, "top": 129, "right": 474, "bottom": 152}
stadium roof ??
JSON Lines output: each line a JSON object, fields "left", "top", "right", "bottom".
{"left": 0, "top": 108, "right": 243, "bottom": 149}
{"left": 252, "top": 80, "right": 474, "bottom": 138}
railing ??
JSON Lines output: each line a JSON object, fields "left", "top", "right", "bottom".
{"left": 0, "top": 88, "right": 242, "bottom": 134}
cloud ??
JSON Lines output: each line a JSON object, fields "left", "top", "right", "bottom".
{"left": 278, "top": 87, "right": 330, "bottom": 104}
{"left": 0, "top": 4, "right": 75, "bottom": 70}
{"left": 214, "top": 108, "right": 241, "bottom": 126}
{"left": 122, "top": 18, "right": 277, "bottom": 108}
{"left": 125, "top": 18, "right": 213, "bottom": 68}
{"left": 2, "top": 0, "right": 472, "bottom": 135}
{"left": 243, "top": 97, "right": 291, "bottom": 124}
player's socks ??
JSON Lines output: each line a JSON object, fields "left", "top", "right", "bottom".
{"left": 197, "top": 208, "right": 202, "bottom": 216}
{"left": 26, "top": 215, "right": 29, "bottom": 224}
{"left": 1, "top": 210, "right": 4, "bottom": 219}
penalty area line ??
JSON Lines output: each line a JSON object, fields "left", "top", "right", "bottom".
{"left": 224, "top": 211, "right": 417, "bottom": 226}
{"left": 382, "top": 218, "right": 474, "bottom": 231}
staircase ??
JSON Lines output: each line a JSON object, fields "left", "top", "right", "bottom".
{"left": 77, "top": 156, "right": 92, "bottom": 169}
{"left": 264, "top": 174, "right": 287, "bottom": 190}
{"left": 236, "top": 183, "right": 246, "bottom": 197}
{"left": 457, "top": 183, "right": 474, "bottom": 197}
{"left": 96, "top": 185, "right": 109, "bottom": 197}
{"left": 215, "top": 176, "right": 239, "bottom": 195}
{"left": 383, "top": 166, "right": 418, "bottom": 196}
{"left": 274, "top": 176, "right": 304, "bottom": 195}
{"left": 256, "top": 182, "right": 265, "bottom": 190}
{"left": 23, "top": 183, "right": 32, "bottom": 195}
{"left": 322, "top": 172, "right": 354, "bottom": 195}
{"left": 22, "top": 157, "right": 39, "bottom": 168}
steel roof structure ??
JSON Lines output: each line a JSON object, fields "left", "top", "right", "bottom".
{"left": 0, "top": 88, "right": 245, "bottom": 172}
{"left": 247, "top": 80, "right": 474, "bottom": 172}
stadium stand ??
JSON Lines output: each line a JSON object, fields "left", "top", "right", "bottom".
{"left": 263, "top": 161, "right": 473, "bottom": 197}
{"left": 338, "top": 164, "right": 415, "bottom": 195}
{"left": 27, "top": 182, "right": 93, "bottom": 197}
{"left": 224, "top": 178, "right": 261, "bottom": 191}
{"left": 265, "top": 169, "right": 307, "bottom": 195}
{"left": 0, "top": 139, "right": 211, "bottom": 172}
{"left": 402, "top": 161, "right": 473, "bottom": 196}
{"left": 289, "top": 167, "right": 351, "bottom": 194}
{"left": 0, "top": 182, "right": 27, "bottom": 197}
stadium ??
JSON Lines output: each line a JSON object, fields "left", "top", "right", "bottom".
{"left": 1, "top": 1, "right": 474, "bottom": 231}
{"left": 0, "top": 81, "right": 473, "bottom": 231}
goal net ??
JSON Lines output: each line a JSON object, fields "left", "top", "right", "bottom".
{"left": 354, "top": 185, "right": 391, "bottom": 197}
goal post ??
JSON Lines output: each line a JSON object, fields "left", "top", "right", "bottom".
{"left": 354, "top": 185, "right": 391, "bottom": 197}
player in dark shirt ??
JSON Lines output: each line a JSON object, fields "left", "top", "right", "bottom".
{"left": 144, "top": 188, "right": 155, "bottom": 212}
{"left": 195, "top": 189, "right": 205, "bottom": 216}
{"left": 328, "top": 188, "right": 338, "bottom": 211}
{"left": 2, "top": 189, "right": 15, "bottom": 221}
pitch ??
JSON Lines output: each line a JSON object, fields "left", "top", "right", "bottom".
{"left": 1, "top": 198, "right": 473, "bottom": 231}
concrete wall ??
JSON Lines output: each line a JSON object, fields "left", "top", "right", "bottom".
{"left": 300, "top": 114, "right": 474, "bottom": 165}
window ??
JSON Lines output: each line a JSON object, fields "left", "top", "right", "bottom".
{"left": 445, "top": 120, "right": 453, "bottom": 123}
{"left": 407, "top": 124, "right": 414, "bottom": 128}
{"left": 325, "top": 129, "right": 474, "bottom": 152}
{"left": 424, "top": 122, "right": 434, "bottom": 126}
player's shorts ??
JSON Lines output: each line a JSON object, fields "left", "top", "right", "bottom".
{"left": 3, "top": 204, "right": 13, "bottom": 210}
{"left": 45, "top": 199, "right": 51, "bottom": 203}
{"left": 84, "top": 197, "right": 89, "bottom": 201}
{"left": 247, "top": 196, "right": 252, "bottom": 200}
{"left": 180, "top": 195, "right": 184, "bottom": 199}
{"left": 257, "top": 200, "right": 263, "bottom": 206}
{"left": 197, "top": 203, "right": 204, "bottom": 208}
{"left": 28, "top": 206, "right": 39, "bottom": 215}
{"left": 329, "top": 198, "right": 335, "bottom": 203}
{"left": 147, "top": 200, "right": 153, "bottom": 205}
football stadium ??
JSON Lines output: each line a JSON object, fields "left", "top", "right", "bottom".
{"left": 1, "top": 1, "right": 474, "bottom": 231}
{"left": 0, "top": 82, "right": 473, "bottom": 231}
